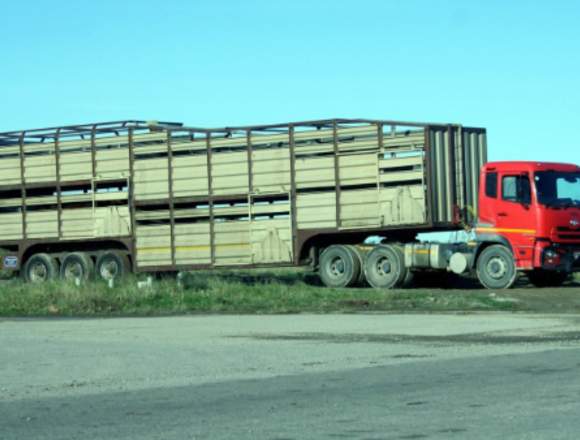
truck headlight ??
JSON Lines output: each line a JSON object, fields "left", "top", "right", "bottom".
{"left": 543, "top": 248, "right": 561, "bottom": 266}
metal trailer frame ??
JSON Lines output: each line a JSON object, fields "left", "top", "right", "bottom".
{"left": 0, "top": 118, "right": 486, "bottom": 274}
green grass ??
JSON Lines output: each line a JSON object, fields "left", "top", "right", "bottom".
{"left": 0, "top": 269, "right": 518, "bottom": 317}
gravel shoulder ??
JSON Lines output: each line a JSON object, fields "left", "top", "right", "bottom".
{"left": 2, "top": 313, "right": 580, "bottom": 402}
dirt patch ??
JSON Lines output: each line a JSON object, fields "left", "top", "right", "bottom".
{"left": 234, "top": 330, "right": 580, "bottom": 346}
{"left": 502, "top": 282, "right": 580, "bottom": 313}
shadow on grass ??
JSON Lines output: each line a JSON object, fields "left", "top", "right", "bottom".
{"left": 181, "top": 269, "right": 323, "bottom": 288}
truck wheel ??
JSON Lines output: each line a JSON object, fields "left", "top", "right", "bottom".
{"left": 345, "top": 245, "right": 367, "bottom": 286}
{"left": 364, "top": 245, "right": 408, "bottom": 289}
{"left": 476, "top": 245, "right": 517, "bottom": 289}
{"left": 318, "top": 245, "right": 361, "bottom": 288}
{"left": 96, "top": 251, "right": 131, "bottom": 282}
{"left": 527, "top": 270, "right": 569, "bottom": 287}
{"left": 23, "top": 253, "right": 59, "bottom": 283}
{"left": 60, "top": 252, "right": 95, "bottom": 283}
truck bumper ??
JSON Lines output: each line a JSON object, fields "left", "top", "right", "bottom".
{"left": 540, "top": 245, "right": 580, "bottom": 272}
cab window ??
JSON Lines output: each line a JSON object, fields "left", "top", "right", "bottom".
{"left": 485, "top": 172, "right": 498, "bottom": 198}
{"left": 502, "top": 175, "right": 531, "bottom": 204}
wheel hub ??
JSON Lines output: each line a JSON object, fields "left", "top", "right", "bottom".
{"left": 64, "top": 262, "right": 83, "bottom": 280}
{"left": 377, "top": 257, "right": 392, "bottom": 276}
{"left": 330, "top": 257, "right": 345, "bottom": 277}
{"left": 100, "top": 261, "right": 119, "bottom": 280}
{"left": 487, "top": 256, "right": 507, "bottom": 280}
{"left": 30, "top": 263, "right": 48, "bottom": 283}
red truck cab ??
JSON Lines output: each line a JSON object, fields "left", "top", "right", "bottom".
{"left": 475, "top": 161, "right": 580, "bottom": 288}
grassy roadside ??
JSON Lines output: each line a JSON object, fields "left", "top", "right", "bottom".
{"left": 0, "top": 269, "right": 523, "bottom": 317}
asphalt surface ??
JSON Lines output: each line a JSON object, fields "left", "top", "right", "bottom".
{"left": 2, "top": 314, "right": 580, "bottom": 439}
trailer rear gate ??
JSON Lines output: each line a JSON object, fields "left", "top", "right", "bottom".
{"left": 0, "top": 119, "right": 486, "bottom": 272}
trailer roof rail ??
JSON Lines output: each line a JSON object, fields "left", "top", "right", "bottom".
{"left": 0, "top": 120, "right": 184, "bottom": 146}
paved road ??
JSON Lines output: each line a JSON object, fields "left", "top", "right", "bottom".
{"left": 2, "top": 314, "right": 580, "bottom": 439}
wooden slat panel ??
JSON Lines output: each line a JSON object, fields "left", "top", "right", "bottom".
{"left": 60, "top": 151, "right": 93, "bottom": 181}
{"left": 252, "top": 148, "right": 291, "bottom": 192}
{"left": 26, "top": 211, "right": 58, "bottom": 238}
{"left": 134, "top": 158, "right": 169, "bottom": 199}
{"left": 136, "top": 224, "right": 172, "bottom": 265}
{"left": 24, "top": 155, "right": 56, "bottom": 182}
{"left": 61, "top": 208, "right": 95, "bottom": 239}
{"left": 338, "top": 153, "right": 377, "bottom": 186}
{"left": 296, "top": 192, "right": 336, "bottom": 228}
{"left": 379, "top": 155, "right": 423, "bottom": 169}
{"left": 211, "top": 152, "right": 249, "bottom": 195}
{"left": 213, "top": 221, "right": 251, "bottom": 264}
{"left": 378, "top": 184, "right": 425, "bottom": 225}
{"left": 294, "top": 126, "right": 376, "bottom": 142}
{"left": 0, "top": 212, "right": 23, "bottom": 239}
{"left": 382, "top": 132, "right": 424, "bottom": 149}
{"left": 339, "top": 188, "right": 380, "bottom": 228}
{"left": 95, "top": 149, "right": 129, "bottom": 178}
{"left": 171, "top": 154, "right": 209, "bottom": 196}
{"left": 0, "top": 191, "right": 128, "bottom": 209}
{"left": 250, "top": 218, "right": 292, "bottom": 263}
{"left": 0, "top": 146, "right": 20, "bottom": 156}
{"left": 0, "top": 157, "right": 22, "bottom": 186}
{"left": 295, "top": 156, "right": 335, "bottom": 188}
{"left": 379, "top": 170, "right": 424, "bottom": 184}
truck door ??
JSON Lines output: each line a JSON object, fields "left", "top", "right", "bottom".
{"left": 494, "top": 172, "right": 537, "bottom": 267}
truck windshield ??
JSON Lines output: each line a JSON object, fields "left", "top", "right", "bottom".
{"left": 534, "top": 171, "right": 580, "bottom": 207}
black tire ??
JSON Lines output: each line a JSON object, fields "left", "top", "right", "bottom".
{"left": 364, "top": 245, "right": 408, "bottom": 289}
{"left": 345, "top": 245, "right": 367, "bottom": 286}
{"left": 23, "top": 253, "right": 59, "bottom": 283}
{"left": 527, "top": 270, "right": 569, "bottom": 287}
{"left": 96, "top": 251, "right": 131, "bottom": 281}
{"left": 476, "top": 245, "right": 517, "bottom": 289}
{"left": 60, "top": 252, "right": 95, "bottom": 283}
{"left": 318, "top": 245, "right": 361, "bottom": 288}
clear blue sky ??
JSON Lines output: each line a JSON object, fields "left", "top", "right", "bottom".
{"left": 1, "top": 0, "right": 579, "bottom": 163}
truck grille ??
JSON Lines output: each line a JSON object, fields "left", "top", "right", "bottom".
{"left": 553, "top": 227, "right": 580, "bottom": 242}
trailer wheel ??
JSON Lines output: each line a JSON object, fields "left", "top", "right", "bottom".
{"left": 364, "top": 245, "right": 407, "bottom": 289}
{"left": 476, "top": 245, "right": 517, "bottom": 289}
{"left": 23, "top": 253, "right": 59, "bottom": 283}
{"left": 60, "top": 252, "right": 95, "bottom": 283}
{"left": 527, "top": 270, "right": 569, "bottom": 287}
{"left": 96, "top": 251, "right": 131, "bottom": 282}
{"left": 318, "top": 245, "right": 361, "bottom": 288}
